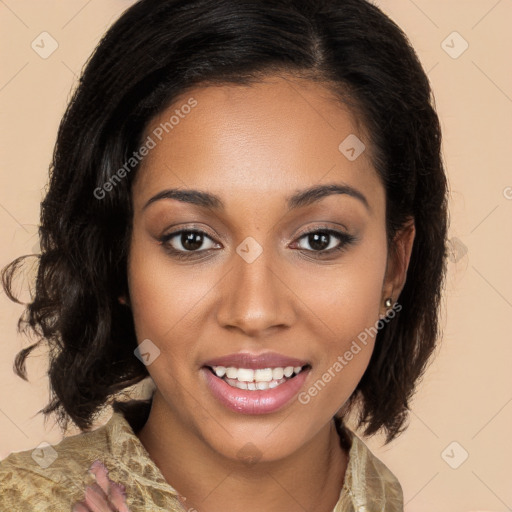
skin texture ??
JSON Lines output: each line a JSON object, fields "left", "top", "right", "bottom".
{"left": 126, "top": 74, "right": 415, "bottom": 512}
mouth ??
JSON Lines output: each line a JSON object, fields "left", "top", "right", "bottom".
{"left": 205, "top": 364, "right": 311, "bottom": 391}
{"left": 200, "top": 357, "right": 312, "bottom": 415}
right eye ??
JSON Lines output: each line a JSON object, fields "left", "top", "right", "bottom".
{"left": 159, "top": 229, "right": 221, "bottom": 259}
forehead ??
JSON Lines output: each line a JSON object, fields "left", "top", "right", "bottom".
{"left": 132, "top": 75, "right": 384, "bottom": 215}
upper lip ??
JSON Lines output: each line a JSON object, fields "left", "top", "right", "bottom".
{"left": 202, "top": 351, "right": 310, "bottom": 370}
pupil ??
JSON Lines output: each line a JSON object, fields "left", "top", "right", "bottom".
{"left": 182, "top": 232, "right": 203, "bottom": 251}
{"left": 309, "top": 232, "right": 329, "bottom": 251}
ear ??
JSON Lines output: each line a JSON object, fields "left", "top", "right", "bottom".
{"left": 381, "top": 217, "right": 415, "bottom": 311}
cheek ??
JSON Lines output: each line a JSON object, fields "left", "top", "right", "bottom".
{"left": 296, "top": 235, "right": 388, "bottom": 412}
{"left": 300, "top": 234, "right": 388, "bottom": 348}
{"left": 127, "top": 231, "right": 214, "bottom": 339}
{"left": 126, "top": 234, "right": 206, "bottom": 375}
{"left": 126, "top": 238, "right": 210, "bottom": 410}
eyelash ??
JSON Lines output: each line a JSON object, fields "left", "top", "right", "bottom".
{"left": 159, "top": 225, "right": 357, "bottom": 261}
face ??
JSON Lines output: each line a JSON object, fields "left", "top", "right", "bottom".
{"left": 127, "top": 74, "right": 401, "bottom": 463}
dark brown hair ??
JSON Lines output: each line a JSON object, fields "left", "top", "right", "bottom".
{"left": 2, "top": 0, "right": 448, "bottom": 443}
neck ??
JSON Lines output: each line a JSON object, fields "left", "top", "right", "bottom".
{"left": 137, "top": 395, "right": 349, "bottom": 512}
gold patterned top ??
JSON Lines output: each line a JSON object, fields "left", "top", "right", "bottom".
{"left": 0, "top": 407, "right": 403, "bottom": 511}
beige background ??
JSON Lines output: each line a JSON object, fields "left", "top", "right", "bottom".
{"left": 1, "top": 1, "right": 511, "bottom": 510}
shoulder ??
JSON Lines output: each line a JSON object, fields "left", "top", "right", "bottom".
{"left": 341, "top": 428, "right": 404, "bottom": 511}
{"left": 0, "top": 408, "right": 183, "bottom": 512}
{"left": 0, "top": 416, "right": 113, "bottom": 512}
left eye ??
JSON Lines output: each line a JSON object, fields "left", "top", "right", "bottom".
{"left": 295, "top": 229, "right": 346, "bottom": 252}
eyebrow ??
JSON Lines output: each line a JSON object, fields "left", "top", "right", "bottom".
{"left": 142, "top": 182, "right": 370, "bottom": 213}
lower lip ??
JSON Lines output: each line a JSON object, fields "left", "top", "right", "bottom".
{"left": 201, "top": 367, "right": 310, "bottom": 415}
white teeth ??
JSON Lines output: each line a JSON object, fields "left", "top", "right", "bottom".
{"left": 254, "top": 368, "right": 273, "bottom": 382}
{"left": 214, "top": 366, "right": 226, "bottom": 378}
{"left": 272, "top": 367, "right": 284, "bottom": 380}
{"left": 226, "top": 367, "right": 238, "bottom": 379}
{"left": 211, "top": 365, "right": 306, "bottom": 388}
{"left": 283, "top": 366, "right": 294, "bottom": 377}
{"left": 237, "top": 368, "right": 254, "bottom": 382}
{"left": 212, "top": 366, "right": 302, "bottom": 382}
{"left": 222, "top": 377, "right": 284, "bottom": 391}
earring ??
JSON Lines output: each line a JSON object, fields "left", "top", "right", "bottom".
{"left": 384, "top": 297, "right": 393, "bottom": 308}
{"left": 118, "top": 296, "right": 131, "bottom": 307}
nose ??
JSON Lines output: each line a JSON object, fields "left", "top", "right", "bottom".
{"left": 215, "top": 245, "right": 296, "bottom": 337}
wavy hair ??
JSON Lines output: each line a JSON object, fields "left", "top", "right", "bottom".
{"left": 2, "top": 0, "right": 449, "bottom": 442}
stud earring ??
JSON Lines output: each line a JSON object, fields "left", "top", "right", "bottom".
{"left": 118, "top": 296, "right": 131, "bottom": 307}
{"left": 384, "top": 297, "right": 393, "bottom": 308}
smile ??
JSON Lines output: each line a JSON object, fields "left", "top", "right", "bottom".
{"left": 201, "top": 363, "right": 311, "bottom": 414}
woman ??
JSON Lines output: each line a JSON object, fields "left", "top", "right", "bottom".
{"left": 0, "top": 0, "right": 448, "bottom": 510}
